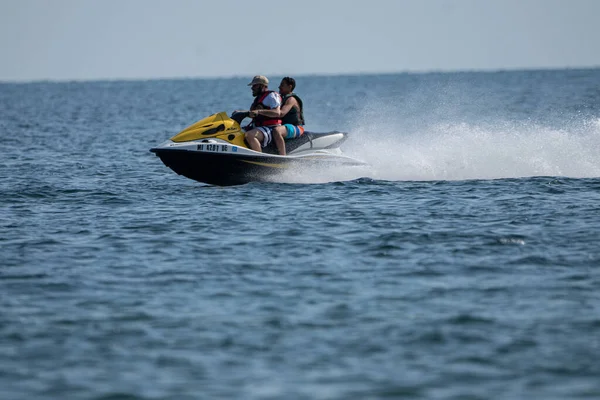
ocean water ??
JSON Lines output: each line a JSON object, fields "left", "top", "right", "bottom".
{"left": 1, "top": 69, "right": 600, "bottom": 399}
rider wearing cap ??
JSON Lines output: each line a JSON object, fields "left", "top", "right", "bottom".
{"left": 244, "top": 75, "right": 282, "bottom": 152}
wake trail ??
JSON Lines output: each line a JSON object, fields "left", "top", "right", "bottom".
{"left": 346, "top": 117, "right": 600, "bottom": 181}
{"left": 275, "top": 117, "right": 600, "bottom": 184}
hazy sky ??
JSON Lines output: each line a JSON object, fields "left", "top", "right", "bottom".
{"left": 1, "top": 0, "right": 599, "bottom": 81}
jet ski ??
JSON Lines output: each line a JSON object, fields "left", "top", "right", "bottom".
{"left": 150, "top": 111, "right": 365, "bottom": 186}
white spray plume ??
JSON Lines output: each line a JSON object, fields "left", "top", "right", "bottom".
{"left": 342, "top": 117, "right": 600, "bottom": 181}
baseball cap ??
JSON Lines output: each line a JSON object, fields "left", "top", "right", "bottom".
{"left": 247, "top": 75, "right": 269, "bottom": 86}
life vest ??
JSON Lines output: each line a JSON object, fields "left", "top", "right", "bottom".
{"left": 251, "top": 91, "right": 282, "bottom": 126}
{"left": 281, "top": 93, "right": 305, "bottom": 126}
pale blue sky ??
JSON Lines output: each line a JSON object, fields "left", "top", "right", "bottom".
{"left": 1, "top": 0, "right": 599, "bottom": 81}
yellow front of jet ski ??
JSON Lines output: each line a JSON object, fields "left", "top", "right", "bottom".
{"left": 171, "top": 112, "right": 242, "bottom": 143}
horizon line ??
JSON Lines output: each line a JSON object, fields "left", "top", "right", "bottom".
{"left": 1, "top": 65, "right": 599, "bottom": 85}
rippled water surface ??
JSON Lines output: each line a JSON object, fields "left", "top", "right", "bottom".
{"left": 2, "top": 70, "right": 600, "bottom": 399}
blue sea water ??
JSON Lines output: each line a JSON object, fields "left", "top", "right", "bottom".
{"left": 1, "top": 69, "right": 600, "bottom": 399}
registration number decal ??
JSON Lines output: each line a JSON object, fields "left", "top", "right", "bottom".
{"left": 197, "top": 144, "right": 228, "bottom": 152}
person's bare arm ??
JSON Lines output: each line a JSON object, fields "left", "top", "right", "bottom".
{"left": 249, "top": 105, "right": 281, "bottom": 118}
{"left": 250, "top": 97, "right": 297, "bottom": 118}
